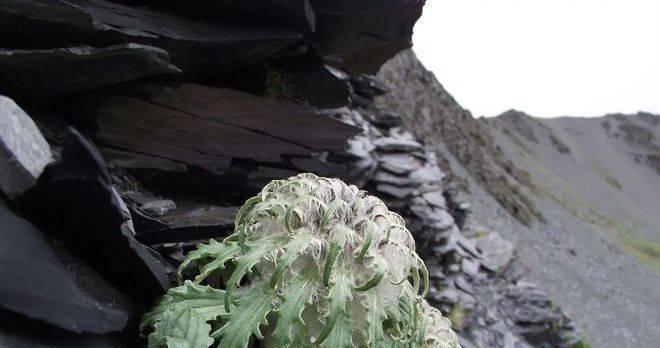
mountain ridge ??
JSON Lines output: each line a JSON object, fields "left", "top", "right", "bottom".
{"left": 378, "top": 49, "right": 660, "bottom": 348}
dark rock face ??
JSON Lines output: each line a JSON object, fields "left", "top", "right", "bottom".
{"left": 311, "top": 0, "right": 425, "bottom": 73}
{"left": 0, "top": 2, "right": 424, "bottom": 345}
{"left": 0, "top": 202, "right": 130, "bottom": 334}
{"left": 93, "top": 84, "right": 359, "bottom": 185}
{"left": 20, "top": 128, "right": 171, "bottom": 302}
{"left": 0, "top": 44, "right": 180, "bottom": 99}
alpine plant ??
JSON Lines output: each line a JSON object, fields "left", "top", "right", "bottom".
{"left": 141, "top": 173, "right": 459, "bottom": 348}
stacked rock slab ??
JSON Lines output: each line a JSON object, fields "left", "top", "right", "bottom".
{"left": 325, "top": 73, "right": 580, "bottom": 348}
{"left": 0, "top": 2, "right": 425, "bottom": 347}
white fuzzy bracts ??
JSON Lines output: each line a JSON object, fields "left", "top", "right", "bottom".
{"left": 142, "top": 173, "right": 458, "bottom": 348}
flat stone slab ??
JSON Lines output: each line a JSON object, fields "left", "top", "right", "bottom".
{"left": 94, "top": 85, "right": 358, "bottom": 173}
{"left": 0, "top": 44, "right": 180, "bottom": 99}
{"left": 0, "top": 0, "right": 301, "bottom": 75}
{"left": 0, "top": 203, "right": 130, "bottom": 334}
{"left": 0, "top": 96, "right": 52, "bottom": 198}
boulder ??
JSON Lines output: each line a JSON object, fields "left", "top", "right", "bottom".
{"left": 475, "top": 232, "right": 515, "bottom": 272}
{"left": 0, "top": 96, "right": 52, "bottom": 198}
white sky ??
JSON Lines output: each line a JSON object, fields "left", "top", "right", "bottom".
{"left": 413, "top": 0, "right": 660, "bottom": 118}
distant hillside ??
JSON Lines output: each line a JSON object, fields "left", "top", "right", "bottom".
{"left": 378, "top": 50, "right": 660, "bottom": 348}
{"left": 484, "top": 110, "right": 660, "bottom": 271}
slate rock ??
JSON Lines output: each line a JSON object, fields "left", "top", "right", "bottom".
{"left": 373, "top": 169, "right": 414, "bottom": 186}
{"left": 132, "top": 201, "right": 237, "bottom": 245}
{"left": 454, "top": 274, "right": 475, "bottom": 295}
{"left": 149, "top": 84, "right": 358, "bottom": 151}
{"left": 140, "top": 199, "right": 176, "bottom": 217}
{"left": 349, "top": 74, "right": 389, "bottom": 98}
{"left": 0, "top": 203, "right": 130, "bottom": 334}
{"left": 20, "top": 128, "right": 171, "bottom": 302}
{"left": 290, "top": 156, "right": 346, "bottom": 177}
{"left": 1, "top": 0, "right": 301, "bottom": 74}
{"left": 378, "top": 153, "right": 422, "bottom": 175}
{"left": 376, "top": 183, "right": 416, "bottom": 199}
{"left": 0, "top": 44, "right": 180, "bottom": 100}
{"left": 366, "top": 111, "right": 403, "bottom": 129}
{"left": 422, "top": 190, "right": 447, "bottom": 209}
{"left": 373, "top": 135, "right": 423, "bottom": 153}
{"left": 409, "top": 160, "right": 445, "bottom": 184}
{"left": 311, "top": 0, "right": 424, "bottom": 73}
{"left": 345, "top": 135, "right": 376, "bottom": 159}
{"left": 461, "top": 257, "right": 482, "bottom": 279}
{"left": 94, "top": 85, "right": 358, "bottom": 174}
{"left": 101, "top": 147, "right": 188, "bottom": 173}
{"left": 113, "top": 0, "right": 316, "bottom": 33}
{"left": 274, "top": 57, "right": 350, "bottom": 108}
{"left": 0, "top": 328, "right": 126, "bottom": 348}
{"left": 0, "top": 96, "right": 53, "bottom": 198}
{"left": 451, "top": 232, "right": 478, "bottom": 257}
{"left": 475, "top": 232, "right": 515, "bottom": 272}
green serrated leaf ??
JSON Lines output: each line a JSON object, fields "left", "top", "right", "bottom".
{"left": 319, "top": 315, "right": 354, "bottom": 348}
{"left": 362, "top": 290, "right": 387, "bottom": 348}
{"left": 178, "top": 240, "right": 236, "bottom": 283}
{"left": 234, "top": 196, "right": 262, "bottom": 227}
{"left": 148, "top": 307, "right": 214, "bottom": 348}
{"left": 141, "top": 281, "right": 227, "bottom": 333}
{"left": 269, "top": 268, "right": 318, "bottom": 346}
{"left": 194, "top": 243, "right": 240, "bottom": 284}
{"left": 224, "top": 237, "right": 281, "bottom": 311}
{"left": 268, "top": 231, "right": 315, "bottom": 288}
{"left": 213, "top": 286, "right": 277, "bottom": 348}
{"left": 315, "top": 266, "right": 354, "bottom": 347}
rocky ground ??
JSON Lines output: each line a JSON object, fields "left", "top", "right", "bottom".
{"left": 376, "top": 50, "right": 660, "bottom": 347}
{"left": 480, "top": 111, "right": 660, "bottom": 347}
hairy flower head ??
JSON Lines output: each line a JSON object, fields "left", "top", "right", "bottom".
{"left": 142, "top": 173, "right": 458, "bottom": 348}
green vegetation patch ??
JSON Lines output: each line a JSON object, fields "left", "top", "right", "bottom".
{"left": 569, "top": 337, "right": 592, "bottom": 348}
{"left": 620, "top": 232, "right": 660, "bottom": 272}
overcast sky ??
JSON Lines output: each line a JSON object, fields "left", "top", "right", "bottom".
{"left": 413, "top": 0, "right": 660, "bottom": 118}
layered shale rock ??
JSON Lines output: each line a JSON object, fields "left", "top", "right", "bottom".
{"left": 0, "top": 2, "right": 583, "bottom": 348}
{"left": 0, "top": 2, "right": 426, "bottom": 346}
